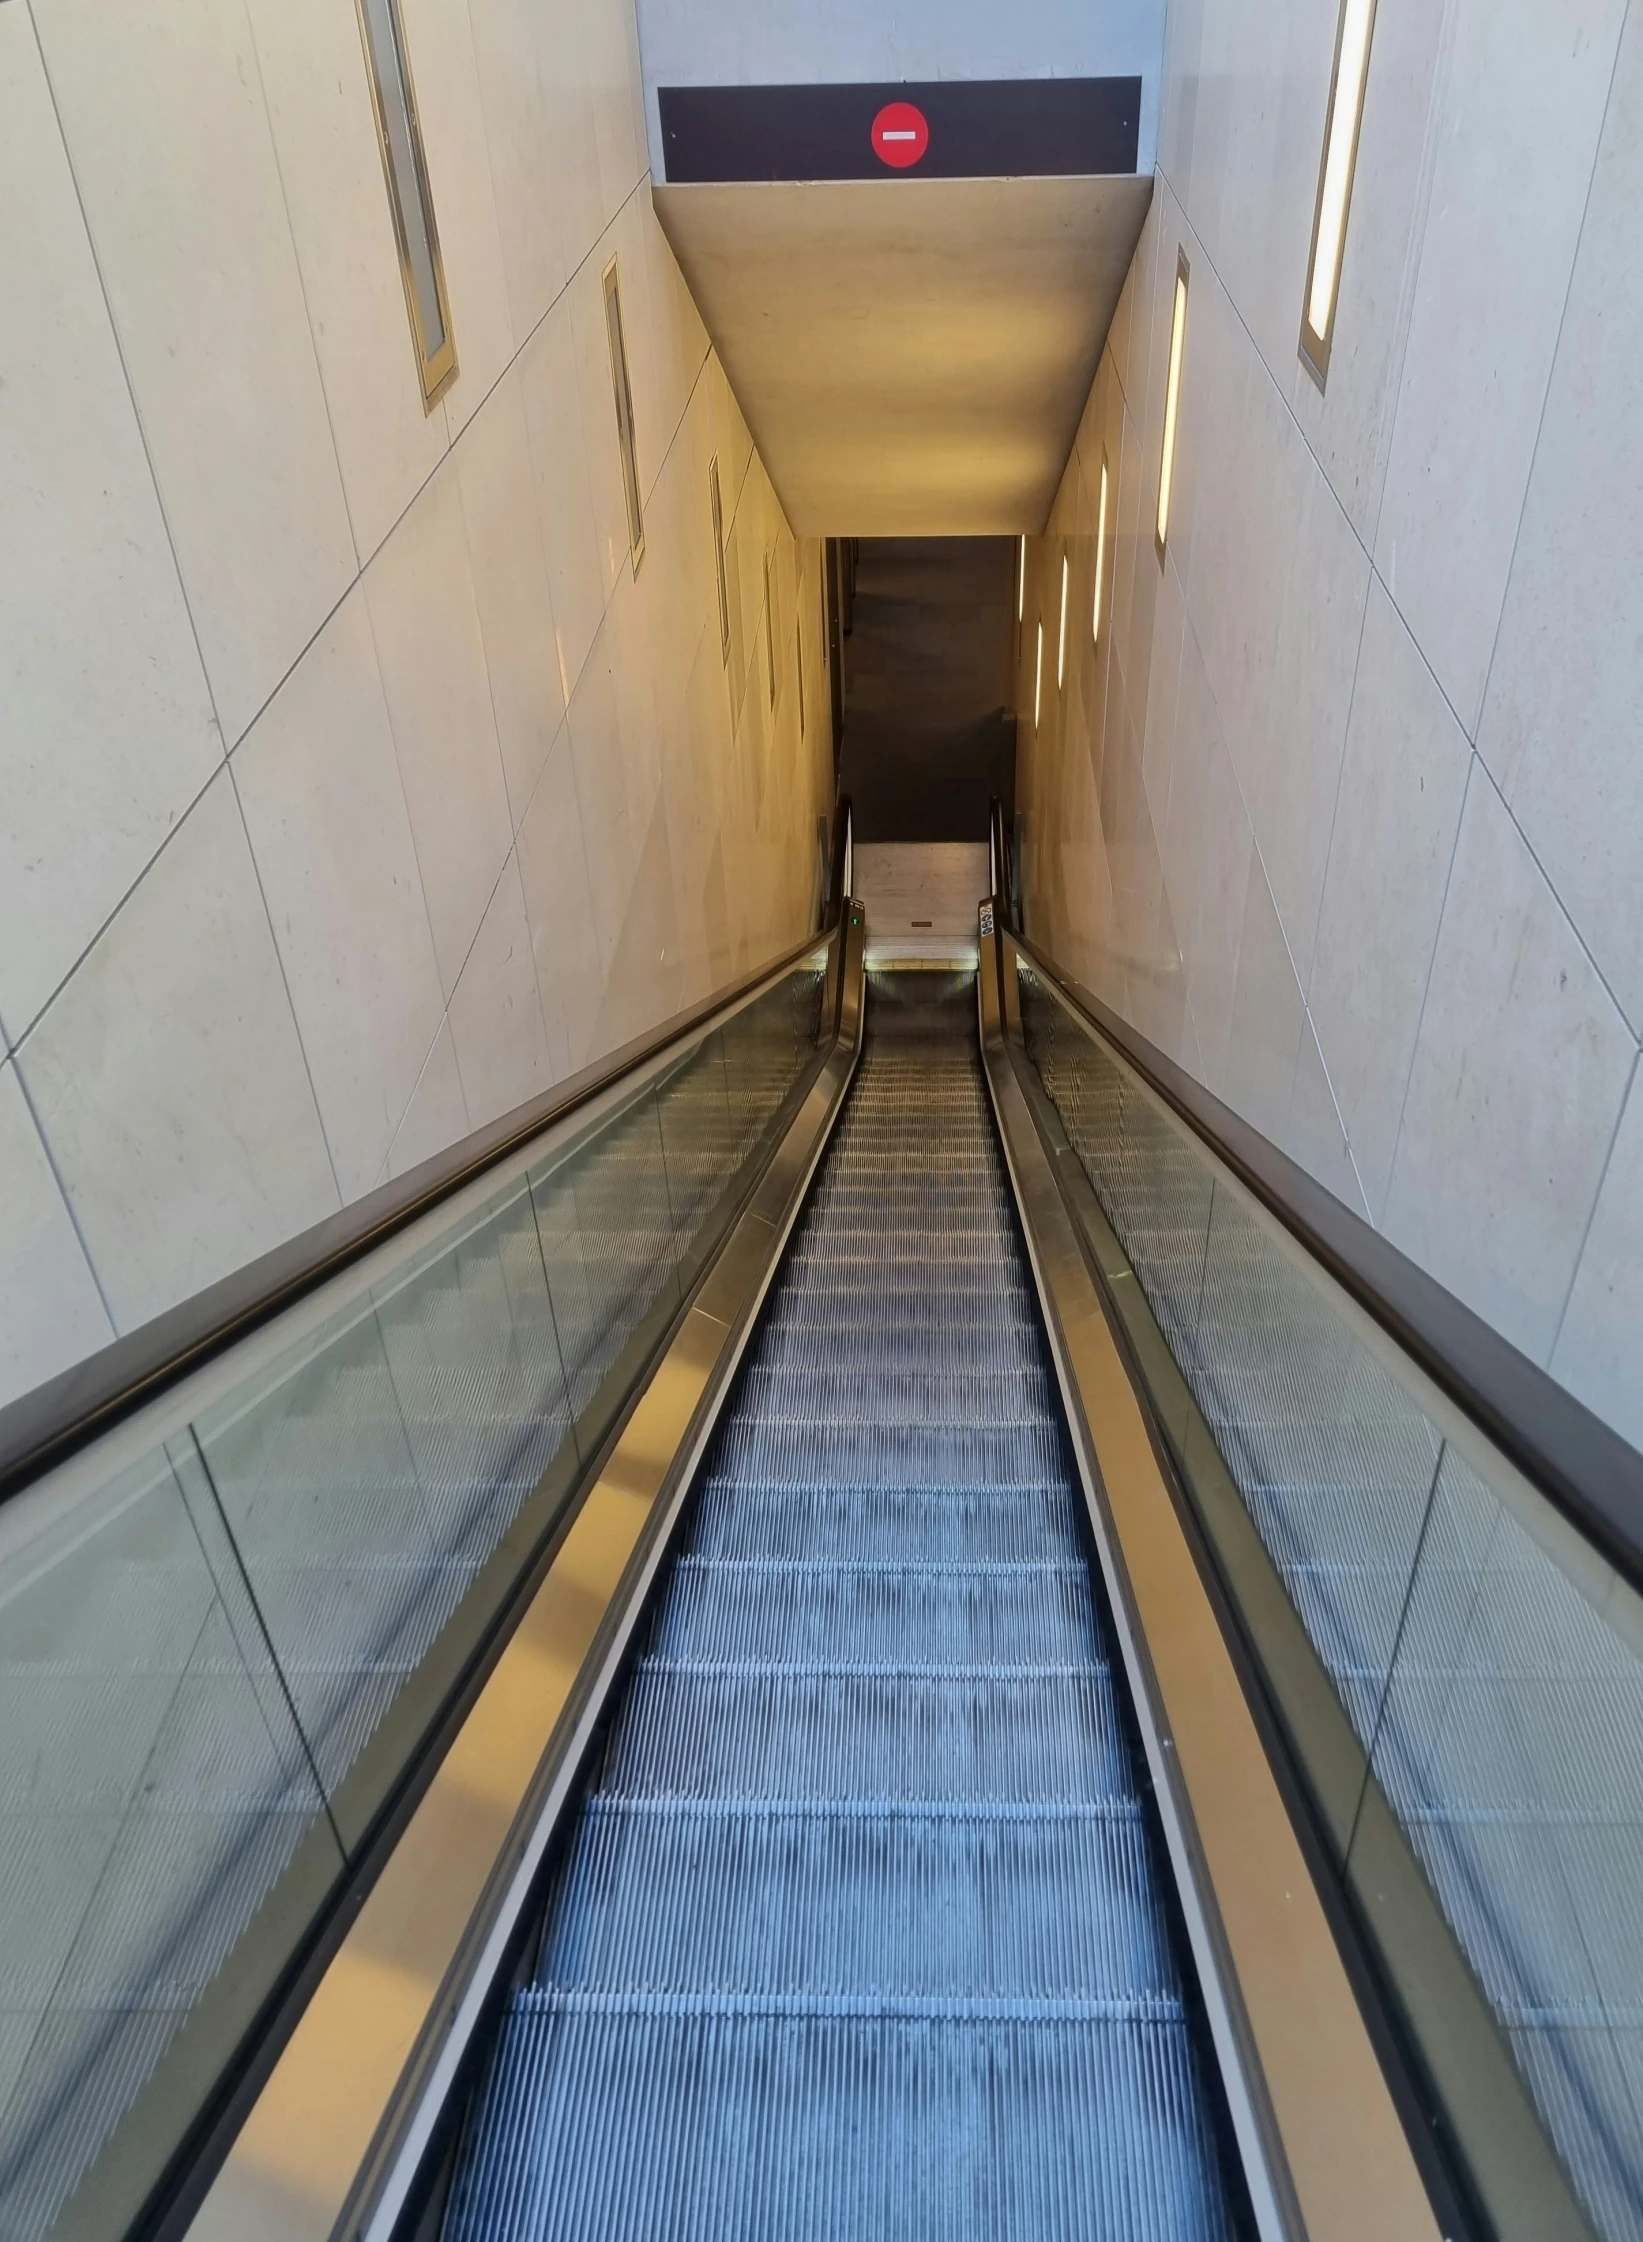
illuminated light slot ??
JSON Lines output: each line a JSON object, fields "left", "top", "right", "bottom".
{"left": 1156, "top": 254, "right": 1188, "bottom": 554}
{"left": 355, "top": 0, "right": 456, "bottom": 407}
{"left": 1057, "top": 555, "right": 1069, "bottom": 688}
{"left": 1017, "top": 535, "right": 1026, "bottom": 622}
{"left": 603, "top": 258, "right": 644, "bottom": 568}
{"left": 1034, "top": 620, "right": 1044, "bottom": 727}
{"left": 709, "top": 457, "right": 730, "bottom": 663}
{"left": 1302, "top": 0, "right": 1377, "bottom": 383}
{"left": 763, "top": 551, "right": 776, "bottom": 707}
{"left": 1093, "top": 456, "right": 1109, "bottom": 645}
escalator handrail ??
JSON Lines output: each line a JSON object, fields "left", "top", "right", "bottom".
{"left": 0, "top": 917, "right": 843, "bottom": 1506}
{"left": 823, "top": 791, "right": 853, "bottom": 930}
{"left": 988, "top": 794, "right": 1016, "bottom": 933}
{"left": 1006, "top": 921, "right": 1643, "bottom": 1599}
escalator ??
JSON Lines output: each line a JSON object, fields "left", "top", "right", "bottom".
{"left": 442, "top": 970, "right": 1242, "bottom": 2242}
{"left": 3, "top": 810, "right": 1643, "bottom": 2242}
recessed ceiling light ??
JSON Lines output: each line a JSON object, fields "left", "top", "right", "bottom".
{"left": 1057, "top": 556, "right": 1070, "bottom": 689}
{"left": 1301, "top": 0, "right": 1376, "bottom": 384}
{"left": 1157, "top": 254, "right": 1188, "bottom": 556}
{"left": 1093, "top": 456, "right": 1109, "bottom": 646}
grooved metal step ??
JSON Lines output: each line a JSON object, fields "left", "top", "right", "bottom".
{"left": 445, "top": 970, "right": 1238, "bottom": 2242}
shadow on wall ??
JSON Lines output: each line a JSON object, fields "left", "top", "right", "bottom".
{"left": 838, "top": 538, "right": 1017, "bottom": 843}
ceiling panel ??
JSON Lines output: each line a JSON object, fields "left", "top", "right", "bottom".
{"left": 653, "top": 175, "right": 1152, "bottom": 536}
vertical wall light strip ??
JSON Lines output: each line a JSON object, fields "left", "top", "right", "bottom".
{"left": 1092, "top": 457, "right": 1109, "bottom": 646}
{"left": 355, "top": 0, "right": 456, "bottom": 407}
{"left": 1301, "top": 0, "right": 1377, "bottom": 383}
{"left": 797, "top": 616, "right": 806, "bottom": 737}
{"left": 1034, "top": 622, "right": 1044, "bottom": 728}
{"left": 709, "top": 458, "right": 730, "bottom": 664}
{"left": 1156, "top": 255, "right": 1188, "bottom": 555}
{"left": 1057, "top": 556, "right": 1069, "bottom": 688}
{"left": 1017, "top": 536, "right": 1027, "bottom": 622}
{"left": 603, "top": 258, "right": 644, "bottom": 569}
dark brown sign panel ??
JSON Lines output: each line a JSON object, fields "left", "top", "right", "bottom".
{"left": 658, "top": 78, "right": 1142, "bottom": 183}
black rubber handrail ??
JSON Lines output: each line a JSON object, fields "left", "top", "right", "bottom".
{"left": 994, "top": 854, "right": 1643, "bottom": 1599}
{"left": 823, "top": 790, "right": 853, "bottom": 932}
{"left": 0, "top": 830, "right": 851, "bottom": 1508}
{"left": 988, "top": 796, "right": 1017, "bottom": 935}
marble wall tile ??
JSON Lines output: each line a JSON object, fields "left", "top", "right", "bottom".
{"left": 589, "top": 0, "right": 644, "bottom": 226}
{"left": 397, "top": 0, "right": 516, "bottom": 439}
{"left": 1307, "top": 578, "right": 1470, "bottom": 1219}
{"left": 1140, "top": 552, "right": 1186, "bottom": 833}
{"left": 244, "top": 0, "right": 448, "bottom": 564}
{"left": 1197, "top": 347, "right": 1287, "bottom": 811}
{"left": 454, "top": 369, "right": 567, "bottom": 826}
{"left": 1134, "top": 851, "right": 1193, "bottom": 1062}
{"left": 33, "top": 0, "right": 358, "bottom": 743}
{"left": 1169, "top": 242, "right": 1235, "bottom": 596}
{"left": 0, "top": 1059, "right": 113, "bottom": 1411}
{"left": 1373, "top": 0, "right": 1628, "bottom": 733}
{"left": 234, "top": 589, "right": 445, "bottom": 1201}
{"left": 607, "top": 562, "right": 665, "bottom": 847}
{"left": 1178, "top": 0, "right": 1231, "bottom": 270}
{"left": 1109, "top": 414, "right": 1146, "bottom": 702}
{"left": 446, "top": 852, "right": 554, "bottom": 1126}
{"left": 537, "top": 0, "right": 611, "bottom": 282}
{"left": 1383, "top": 768, "right": 1635, "bottom": 1362}
{"left": 1249, "top": 441, "right": 1369, "bottom": 983}
{"left": 1026, "top": 0, "right": 1643, "bottom": 1455}
{"left": 466, "top": 0, "right": 568, "bottom": 343}
{"left": 0, "top": 10, "right": 222, "bottom": 1035}
{"left": 1285, "top": 1016, "right": 1371, "bottom": 1219}
{"left": 364, "top": 463, "right": 513, "bottom": 998}
{"left": 1120, "top": 162, "right": 1163, "bottom": 416}
{"left": 1163, "top": 632, "right": 1252, "bottom": 1093}
{"left": 1106, "top": 264, "right": 1138, "bottom": 416}
{"left": 1552, "top": 1064, "right": 1643, "bottom": 1451}
{"left": 642, "top": 190, "right": 711, "bottom": 448}
{"left": 563, "top": 619, "right": 636, "bottom": 976}
{"left": 1157, "top": 0, "right": 1204, "bottom": 193}
{"left": 592, "top": 801, "right": 682, "bottom": 1060}
{"left": 3, "top": 0, "right": 829, "bottom": 1413}
{"left": 17, "top": 774, "right": 339, "bottom": 1330}
{"left": 1175, "top": 297, "right": 1253, "bottom": 724}
{"left": 1222, "top": 854, "right": 1306, "bottom": 1142}
{"left": 385, "top": 1020, "right": 471, "bottom": 1183}
{"left": 517, "top": 723, "right": 607, "bottom": 1077}
{"left": 656, "top": 688, "right": 714, "bottom": 1004}
{"left": 519, "top": 295, "right": 607, "bottom": 710}
{"left": 1476, "top": 0, "right": 1643, "bottom": 1037}
{"left": 1125, "top": 497, "right": 1164, "bottom": 749}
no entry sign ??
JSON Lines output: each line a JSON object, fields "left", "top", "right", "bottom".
{"left": 659, "top": 80, "right": 1142, "bottom": 183}
{"left": 871, "top": 100, "right": 929, "bottom": 168}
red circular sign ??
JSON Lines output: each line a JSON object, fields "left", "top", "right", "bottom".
{"left": 871, "top": 101, "right": 930, "bottom": 169}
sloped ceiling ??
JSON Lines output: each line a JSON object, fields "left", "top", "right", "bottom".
{"left": 654, "top": 174, "right": 1151, "bottom": 536}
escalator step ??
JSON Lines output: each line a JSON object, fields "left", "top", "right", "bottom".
{"left": 445, "top": 968, "right": 1239, "bottom": 2242}
{"left": 452, "top": 2008, "right": 1231, "bottom": 2242}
